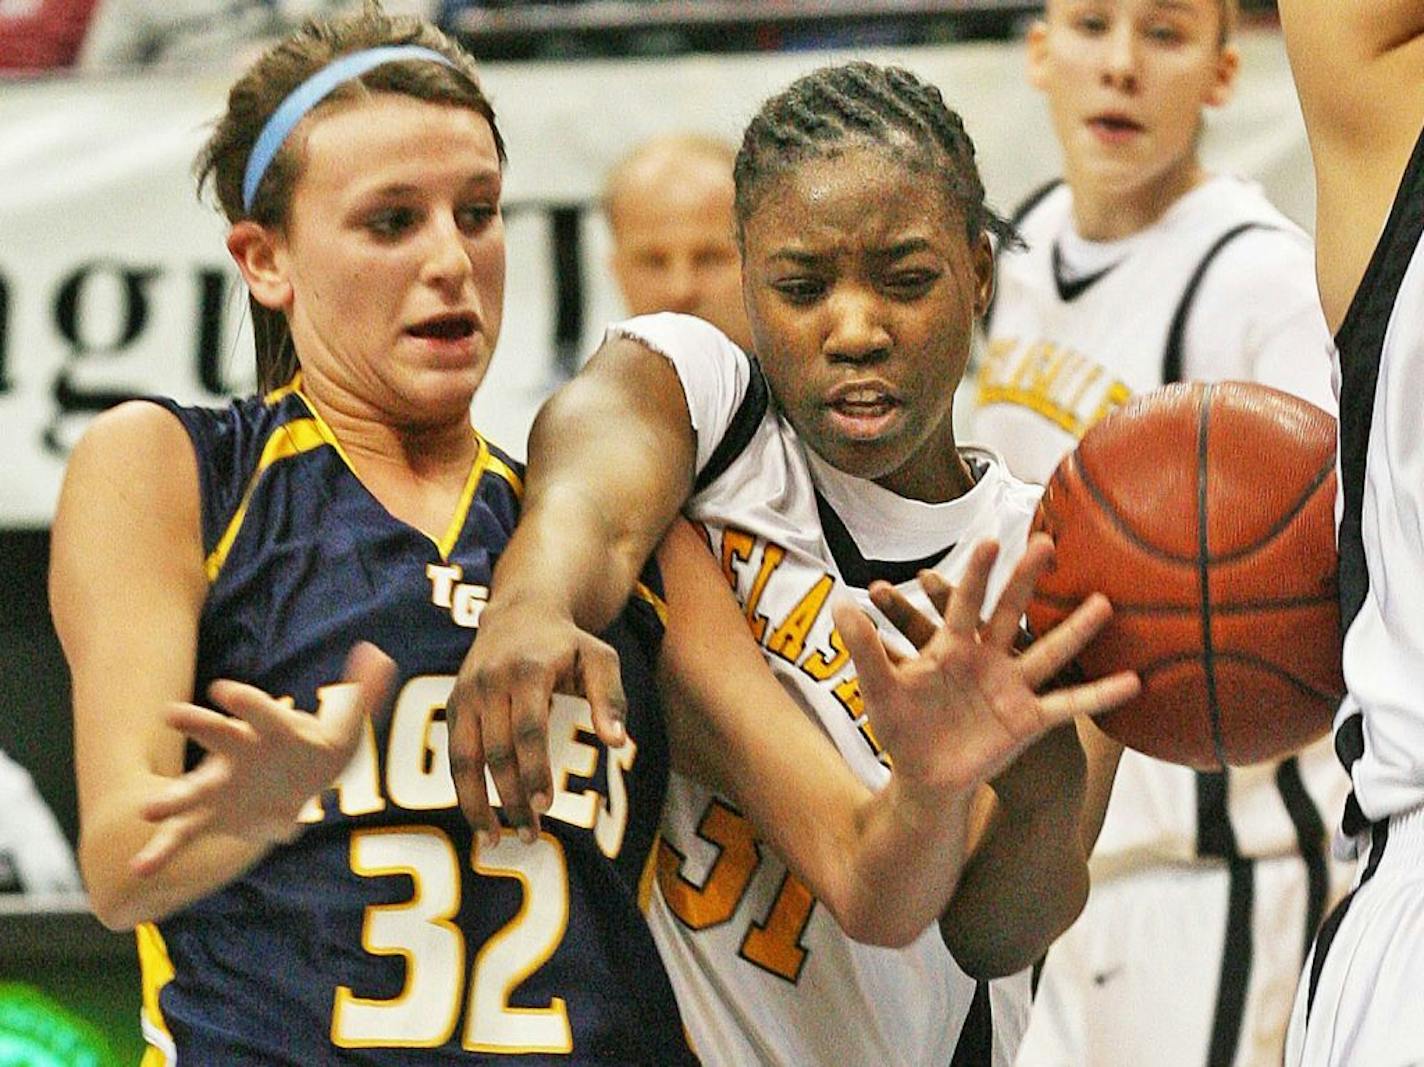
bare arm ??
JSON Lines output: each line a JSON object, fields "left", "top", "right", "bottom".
{"left": 52, "top": 402, "right": 391, "bottom": 929}
{"left": 656, "top": 522, "right": 1140, "bottom": 948}
{"left": 52, "top": 402, "right": 257, "bottom": 928}
{"left": 447, "top": 336, "right": 697, "bottom": 842}
{"left": 1277, "top": 0, "right": 1424, "bottom": 328}
{"left": 937, "top": 724, "right": 1088, "bottom": 977}
{"left": 868, "top": 567, "right": 1134, "bottom": 975}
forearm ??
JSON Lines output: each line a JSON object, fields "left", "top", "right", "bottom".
{"left": 80, "top": 797, "right": 270, "bottom": 929}
{"left": 488, "top": 480, "right": 672, "bottom": 632}
{"left": 1077, "top": 717, "right": 1125, "bottom": 855}
{"left": 938, "top": 790, "right": 1088, "bottom": 978}
{"left": 939, "top": 722, "right": 1091, "bottom": 977}
{"left": 488, "top": 341, "right": 695, "bottom": 631}
{"left": 826, "top": 776, "right": 975, "bottom": 947}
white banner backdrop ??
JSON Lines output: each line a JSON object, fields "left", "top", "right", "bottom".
{"left": 0, "top": 31, "right": 1312, "bottom": 526}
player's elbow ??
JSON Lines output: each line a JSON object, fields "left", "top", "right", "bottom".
{"left": 82, "top": 868, "right": 141, "bottom": 931}
{"left": 79, "top": 838, "right": 153, "bottom": 931}
{"left": 939, "top": 869, "right": 1088, "bottom": 979}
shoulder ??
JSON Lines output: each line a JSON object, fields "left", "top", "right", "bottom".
{"left": 606, "top": 312, "right": 758, "bottom": 476}
{"left": 53, "top": 400, "right": 204, "bottom": 579}
{"left": 65, "top": 399, "right": 195, "bottom": 485}
{"left": 1192, "top": 219, "right": 1318, "bottom": 316}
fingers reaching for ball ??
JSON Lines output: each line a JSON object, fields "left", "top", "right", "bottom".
{"left": 848, "top": 535, "right": 1139, "bottom": 795}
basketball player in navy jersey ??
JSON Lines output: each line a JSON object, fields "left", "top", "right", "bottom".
{"left": 447, "top": 62, "right": 1139, "bottom": 1066}
{"left": 1273, "top": 2, "right": 1424, "bottom": 1064}
{"left": 965, "top": 2, "right": 1351, "bottom": 1063}
{"left": 49, "top": 14, "right": 1131, "bottom": 1064}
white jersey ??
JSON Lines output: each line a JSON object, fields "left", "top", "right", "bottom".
{"left": 1331, "top": 124, "right": 1424, "bottom": 831}
{"left": 1284, "top": 116, "right": 1424, "bottom": 1067}
{"left": 969, "top": 174, "right": 1348, "bottom": 868}
{"left": 611, "top": 312, "right": 1036, "bottom": 1067}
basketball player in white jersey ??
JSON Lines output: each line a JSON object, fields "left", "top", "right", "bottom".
{"left": 447, "top": 62, "right": 1128, "bottom": 1065}
{"left": 964, "top": 2, "right": 1353, "bottom": 1064}
{"left": 1273, "top": 2, "right": 1424, "bottom": 1064}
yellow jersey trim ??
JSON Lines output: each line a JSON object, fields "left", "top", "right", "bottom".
{"left": 204, "top": 416, "right": 328, "bottom": 581}
{"left": 208, "top": 376, "right": 515, "bottom": 577}
{"left": 481, "top": 446, "right": 524, "bottom": 497}
{"left": 632, "top": 582, "right": 668, "bottom": 627}
{"left": 436, "top": 434, "right": 490, "bottom": 561}
{"left": 636, "top": 831, "right": 661, "bottom": 913}
{"left": 262, "top": 371, "right": 303, "bottom": 405}
{"left": 136, "top": 921, "right": 176, "bottom": 1063}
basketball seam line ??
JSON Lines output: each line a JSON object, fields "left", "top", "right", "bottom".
{"left": 1058, "top": 424, "right": 1335, "bottom": 566}
{"left": 1031, "top": 593, "right": 1337, "bottom": 613}
{"left": 1126, "top": 650, "right": 1341, "bottom": 703}
{"left": 1198, "top": 385, "right": 1228, "bottom": 769}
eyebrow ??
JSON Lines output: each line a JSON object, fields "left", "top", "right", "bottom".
{"left": 1151, "top": 0, "right": 1202, "bottom": 14}
{"left": 362, "top": 171, "right": 502, "bottom": 198}
{"left": 768, "top": 237, "right": 935, "bottom": 264}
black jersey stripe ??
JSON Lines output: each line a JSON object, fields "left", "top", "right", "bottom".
{"left": 1205, "top": 857, "right": 1255, "bottom": 1067}
{"left": 984, "top": 178, "right": 1063, "bottom": 333}
{"left": 1335, "top": 122, "right": 1424, "bottom": 633}
{"left": 948, "top": 979, "right": 993, "bottom": 1067}
{"left": 1306, "top": 819, "right": 1390, "bottom": 1018}
{"left": 811, "top": 455, "right": 988, "bottom": 589}
{"left": 694, "top": 353, "right": 770, "bottom": 495}
{"left": 814, "top": 488, "right": 954, "bottom": 588}
{"left": 1161, "top": 224, "right": 1274, "bottom": 385}
{"left": 1274, "top": 755, "right": 1330, "bottom": 957}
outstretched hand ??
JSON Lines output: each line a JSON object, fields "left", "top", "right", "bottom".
{"left": 446, "top": 601, "right": 628, "bottom": 845}
{"left": 132, "top": 642, "right": 396, "bottom": 876}
{"left": 832, "top": 534, "right": 1139, "bottom": 796}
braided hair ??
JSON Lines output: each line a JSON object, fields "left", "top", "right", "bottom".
{"left": 734, "top": 62, "right": 1017, "bottom": 249}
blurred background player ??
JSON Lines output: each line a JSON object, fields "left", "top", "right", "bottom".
{"left": 1273, "top": 1, "right": 1424, "bottom": 1064}
{"left": 603, "top": 132, "right": 754, "bottom": 352}
{"left": 448, "top": 61, "right": 1142, "bottom": 1067}
{"left": 965, "top": 1, "right": 1352, "bottom": 1064}
{"left": 0, "top": 746, "right": 81, "bottom": 897}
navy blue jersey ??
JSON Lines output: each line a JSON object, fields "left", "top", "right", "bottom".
{"left": 135, "top": 381, "right": 695, "bottom": 1066}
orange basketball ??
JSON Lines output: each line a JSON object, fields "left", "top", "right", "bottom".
{"left": 1027, "top": 382, "right": 1344, "bottom": 769}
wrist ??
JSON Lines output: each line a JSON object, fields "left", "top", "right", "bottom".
{"left": 884, "top": 773, "right": 972, "bottom": 837}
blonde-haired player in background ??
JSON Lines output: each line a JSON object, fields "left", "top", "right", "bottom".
{"left": 965, "top": 1, "right": 1352, "bottom": 1064}
{"left": 603, "top": 133, "right": 754, "bottom": 353}
{"left": 1274, "top": 0, "right": 1424, "bottom": 1063}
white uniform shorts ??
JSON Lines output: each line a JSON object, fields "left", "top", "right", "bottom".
{"left": 1017, "top": 853, "right": 1350, "bottom": 1067}
{"left": 1286, "top": 804, "right": 1424, "bottom": 1067}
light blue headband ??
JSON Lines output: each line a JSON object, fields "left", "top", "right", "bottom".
{"left": 241, "top": 45, "right": 460, "bottom": 213}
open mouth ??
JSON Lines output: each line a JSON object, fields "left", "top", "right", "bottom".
{"left": 406, "top": 313, "right": 477, "bottom": 341}
{"left": 824, "top": 384, "right": 902, "bottom": 439}
{"left": 1088, "top": 114, "right": 1145, "bottom": 136}
{"left": 830, "top": 389, "right": 897, "bottom": 418}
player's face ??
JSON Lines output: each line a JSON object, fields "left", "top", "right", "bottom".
{"left": 275, "top": 95, "right": 505, "bottom": 426}
{"left": 740, "top": 145, "right": 992, "bottom": 501}
{"left": 609, "top": 168, "right": 752, "bottom": 352}
{"left": 1029, "top": 0, "right": 1237, "bottom": 200}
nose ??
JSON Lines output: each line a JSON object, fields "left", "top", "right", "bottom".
{"left": 421, "top": 213, "right": 474, "bottom": 294}
{"left": 822, "top": 287, "right": 891, "bottom": 364}
{"left": 659, "top": 258, "right": 700, "bottom": 312}
{"left": 1101, "top": 24, "right": 1140, "bottom": 92}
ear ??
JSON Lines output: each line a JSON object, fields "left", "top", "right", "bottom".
{"left": 1205, "top": 43, "right": 1240, "bottom": 108}
{"left": 1026, "top": 20, "right": 1051, "bottom": 91}
{"left": 971, "top": 232, "right": 995, "bottom": 319}
{"left": 226, "top": 221, "right": 292, "bottom": 312}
